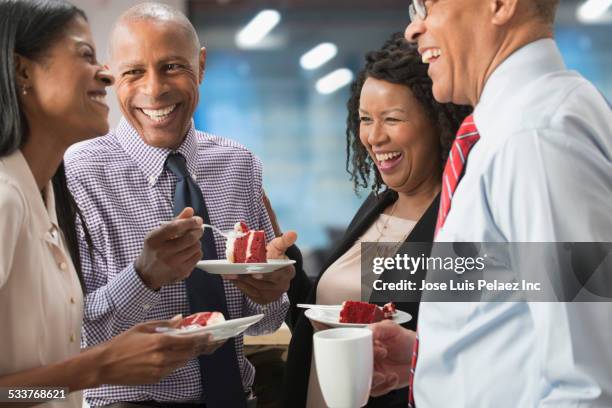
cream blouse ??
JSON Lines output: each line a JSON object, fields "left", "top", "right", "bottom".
{"left": 317, "top": 213, "right": 416, "bottom": 305}
{"left": 308, "top": 213, "right": 416, "bottom": 408}
{"left": 0, "top": 150, "right": 83, "bottom": 408}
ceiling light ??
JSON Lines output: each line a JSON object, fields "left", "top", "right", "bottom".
{"left": 300, "top": 43, "right": 338, "bottom": 70}
{"left": 236, "top": 10, "right": 281, "bottom": 49}
{"left": 577, "top": 0, "right": 612, "bottom": 22}
{"left": 316, "top": 68, "right": 354, "bottom": 95}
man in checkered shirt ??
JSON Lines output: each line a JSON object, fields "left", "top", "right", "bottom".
{"left": 64, "top": 3, "right": 296, "bottom": 407}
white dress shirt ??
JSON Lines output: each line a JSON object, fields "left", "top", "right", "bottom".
{"left": 415, "top": 39, "right": 612, "bottom": 407}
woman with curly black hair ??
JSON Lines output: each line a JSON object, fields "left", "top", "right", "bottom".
{"left": 283, "top": 32, "right": 471, "bottom": 407}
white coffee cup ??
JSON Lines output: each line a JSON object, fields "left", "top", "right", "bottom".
{"left": 313, "top": 328, "right": 373, "bottom": 408}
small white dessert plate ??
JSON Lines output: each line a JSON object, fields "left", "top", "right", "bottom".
{"left": 305, "top": 307, "right": 412, "bottom": 328}
{"left": 160, "top": 314, "right": 265, "bottom": 340}
{"left": 196, "top": 259, "right": 296, "bottom": 275}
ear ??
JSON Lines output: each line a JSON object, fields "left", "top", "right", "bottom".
{"left": 14, "top": 53, "right": 33, "bottom": 88}
{"left": 490, "top": 0, "right": 519, "bottom": 26}
{"left": 198, "top": 46, "right": 206, "bottom": 84}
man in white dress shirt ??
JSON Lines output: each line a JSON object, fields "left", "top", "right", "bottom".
{"left": 369, "top": 0, "right": 612, "bottom": 406}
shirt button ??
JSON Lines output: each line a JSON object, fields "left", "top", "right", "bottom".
{"left": 70, "top": 297, "right": 76, "bottom": 304}
{"left": 50, "top": 227, "right": 58, "bottom": 239}
{"left": 59, "top": 262, "right": 67, "bottom": 270}
{"left": 143, "top": 304, "right": 151, "bottom": 311}
{"left": 148, "top": 176, "right": 156, "bottom": 185}
{"left": 191, "top": 173, "right": 197, "bottom": 181}
{"left": 70, "top": 334, "right": 76, "bottom": 343}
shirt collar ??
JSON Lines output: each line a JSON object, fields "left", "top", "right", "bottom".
{"left": 116, "top": 117, "right": 199, "bottom": 185}
{"left": 473, "top": 39, "right": 565, "bottom": 138}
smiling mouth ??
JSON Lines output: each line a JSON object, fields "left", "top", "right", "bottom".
{"left": 374, "top": 151, "right": 404, "bottom": 171}
{"left": 88, "top": 92, "right": 108, "bottom": 108}
{"left": 422, "top": 48, "right": 441, "bottom": 64}
{"left": 376, "top": 151, "right": 402, "bottom": 163}
{"left": 138, "top": 104, "right": 178, "bottom": 123}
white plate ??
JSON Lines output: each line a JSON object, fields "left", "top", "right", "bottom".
{"left": 305, "top": 306, "right": 412, "bottom": 328}
{"left": 163, "top": 314, "right": 265, "bottom": 341}
{"left": 196, "top": 259, "right": 296, "bottom": 275}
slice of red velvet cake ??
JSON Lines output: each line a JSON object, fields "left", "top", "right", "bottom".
{"left": 339, "top": 301, "right": 396, "bottom": 324}
{"left": 179, "top": 311, "right": 225, "bottom": 329}
{"left": 225, "top": 222, "right": 267, "bottom": 263}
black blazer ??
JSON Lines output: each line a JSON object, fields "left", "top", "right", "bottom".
{"left": 282, "top": 190, "right": 440, "bottom": 408}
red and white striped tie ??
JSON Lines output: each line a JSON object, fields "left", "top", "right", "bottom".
{"left": 408, "top": 115, "right": 479, "bottom": 408}
{"left": 435, "top": 115, "right": 480, "bottom": 236}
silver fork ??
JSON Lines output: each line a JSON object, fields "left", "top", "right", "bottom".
{"left": 202, "top": 223, "right": 246, "bottom": 239}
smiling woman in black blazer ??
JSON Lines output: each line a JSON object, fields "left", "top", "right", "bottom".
{"left": 282, "top": 33, "right": 471, "bottom": 408}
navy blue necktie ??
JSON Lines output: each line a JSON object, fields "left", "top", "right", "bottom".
{"left": 165, "top": 153, "right": 246, "bottom": 408}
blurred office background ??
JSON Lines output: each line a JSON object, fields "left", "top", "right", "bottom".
{"left": 77, "top": 0, "right": 612, "bottom": 277}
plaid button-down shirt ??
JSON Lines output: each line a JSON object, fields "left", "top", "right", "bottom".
{"left": 65, "top": 118, "right": 288, "bottom": 406}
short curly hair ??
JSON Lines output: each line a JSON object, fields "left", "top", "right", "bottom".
{"left": 346, "top": 32, "right": 472, "bottom": 194}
